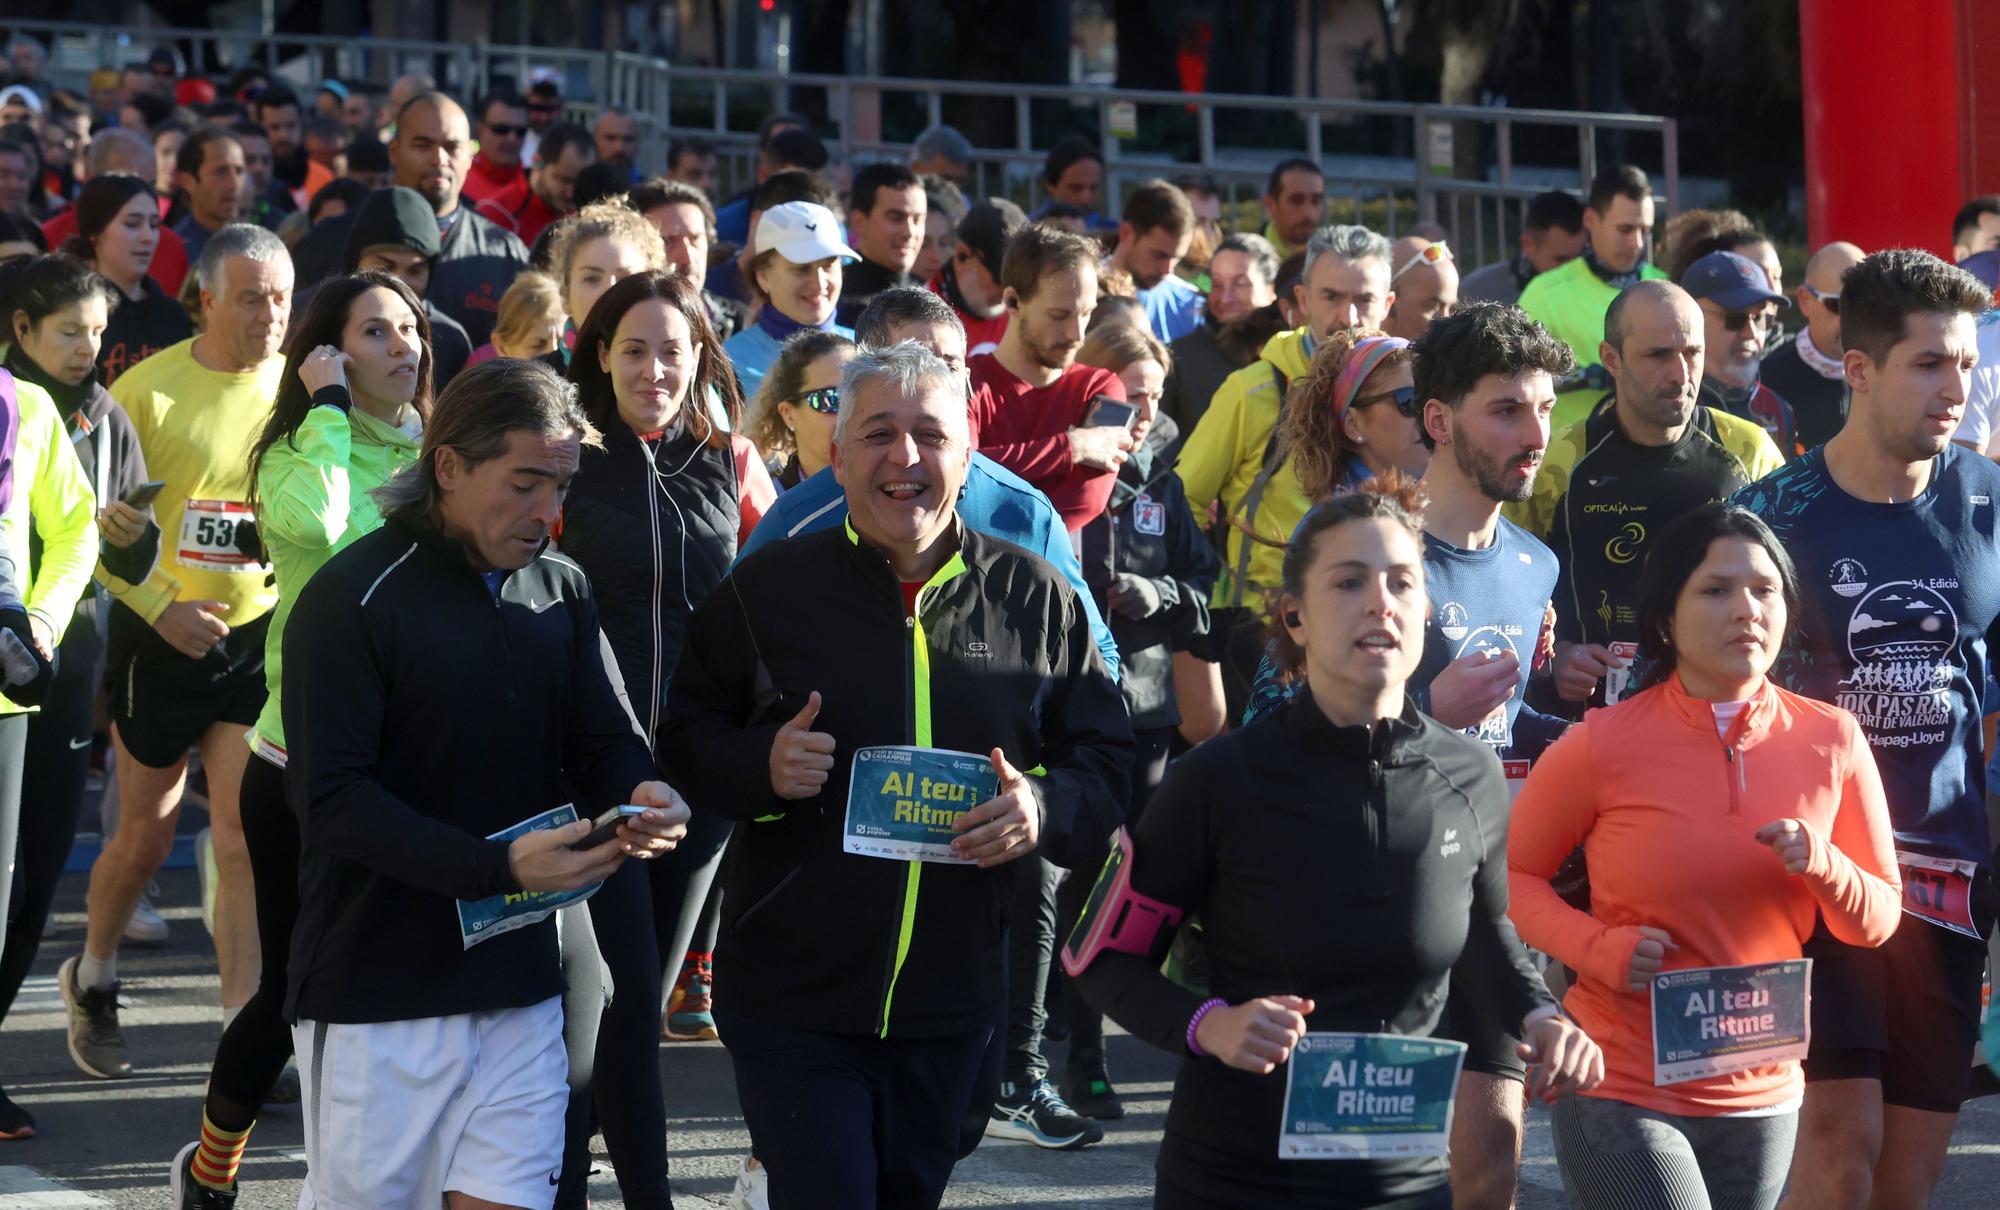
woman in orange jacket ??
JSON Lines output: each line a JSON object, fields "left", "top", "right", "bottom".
{"left": 1508, "top": 503, "right": 1902, "bottom": 1210}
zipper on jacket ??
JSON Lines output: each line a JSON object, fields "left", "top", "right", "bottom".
{"left": 1365, "top": 755, "right": 1391, "bottom": 898}
{"left": 643, "top": 445, "right": 666, "bottom": 744}
{"left": 1721, "top": 738, "right": 1746, "bottom": 813}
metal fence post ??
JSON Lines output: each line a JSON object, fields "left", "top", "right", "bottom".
{"left": 1663, "top": 118, "right": 1681, "bottom": 216}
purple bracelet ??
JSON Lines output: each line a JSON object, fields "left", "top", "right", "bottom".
{"left": 1186, "top": 997, "right": 1227, "bottom": 1056}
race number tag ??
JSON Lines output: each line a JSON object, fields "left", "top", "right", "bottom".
{"left": 1278, "top": 1033, "right": 1467, "bottom": 1160}
{"left": 456, "top": 805, "right": 603, "bottom": 949}
{"left": 1650, "top": 960, "right": 1810, "bottom": 1085}
{"left": 1603, "top": 641, "right": 1640, "bottom": 705}
{"left": 1896, "top": 850, "right": 1982, "bottom": 940}
{"left": 178, "top": 499, "right": 268, "bottom": 574}
{"left": 1502, "top": 759, "right": 1530, "bottom": 804}
{"left": 843, "top": 746, "right": 997, "bottom": 864}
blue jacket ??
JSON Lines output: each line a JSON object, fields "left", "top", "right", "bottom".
{"left": 739, "top": 452, "right": 1121, "bottom": 678}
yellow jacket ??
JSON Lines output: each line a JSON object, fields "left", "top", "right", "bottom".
{"left": 1176, "top": 326, "right": 1317, "bottom": 608}
{"left": 2, "top": 378, "right": 100, "bottom": 715}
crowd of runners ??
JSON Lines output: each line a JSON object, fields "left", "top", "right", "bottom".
{"left": 0, "top": 29, "right": 1997, "bottom": 1210}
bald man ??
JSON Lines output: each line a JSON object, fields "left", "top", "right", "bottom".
{"left": 1506, "top": 280, "right": 1784, "bottom": 706}
{"left": 1762, "top": 240, "right": 1864, "bottom": 451}
{"left": 291, "top": 92, "right": 529, "bottom": 346}
{"left": 1383, "top": 233, "right": 1459, "bottom": 341}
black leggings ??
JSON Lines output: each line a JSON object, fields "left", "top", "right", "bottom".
{"left": 204, "top": 753, "right": 299, "bottom": 1122}
{"left": 647, "top": 808, "right": 731, "bottom": 979}
{"left": 557, "top": 858, "right": 672, "bottom": 1210}
{"left": 0, "top": 616, "right": 97, "bottom": 1028}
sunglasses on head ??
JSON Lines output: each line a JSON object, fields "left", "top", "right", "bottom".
{"left": 1803, "top": 284, "right": 1840, "bottom": 315}
{"left": 1356, "top": 384, "right": 1419, "bottom": 418}
{"left": 797, "top": 387, "right": 839, "bottom": 415}
{"left": 528, "top": 101, "right": 561, "bottom": 113}
{"left": 485, "top": 123, "right": 526, "bottom": 138}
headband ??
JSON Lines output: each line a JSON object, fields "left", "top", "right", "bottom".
{"left": 1331, "top": 335, "right": 1410, "bottom": 424}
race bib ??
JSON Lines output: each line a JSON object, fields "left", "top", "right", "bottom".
{"left": 1650, "top": 960, "right": 1810, "bottom": 1085}
{"left": 1278, "top": 1032, "right": 1466, "bottom": 1160}
{"left": 1603, "top": 641, "right": 1640, "bottom": 705}
{"left": 843, "top": 746, "right": 998, "bottom": 864}
{"left": 1502, "top": 759, "right": 1530, "bottom": 804}
{"left": 1896, "top": 850, "right": 1982, "bottom": 940}
{"left": 177, "top": 499, "right": 268, "bottom": 574}
{"left": 455, "top": 805, "right": 603, "bottom": 949}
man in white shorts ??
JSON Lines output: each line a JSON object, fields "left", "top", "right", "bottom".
{"left": 269, "top": 358, "right": 689, "bottom": 1209}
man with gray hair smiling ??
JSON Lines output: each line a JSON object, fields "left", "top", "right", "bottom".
{"left": 663, "top": 340, "right": 1131, "bottom": 1210}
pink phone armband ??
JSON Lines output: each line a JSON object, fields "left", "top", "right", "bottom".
{"left": 1060, "top": 826, "right": 1185, "bottom": 977}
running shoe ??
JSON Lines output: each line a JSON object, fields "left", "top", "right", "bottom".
{"left": 1061, "top": 1050, "right": 1125, "bottom": 1121}
{"left": 169, "top": 1139, "right": 238, "bottom": 1208}
{"left": 58, "top": 956, "right": 131, "bottom": 1079}
{"left": 728, "top": 1155, "right": 769, "bottom": 1210}
{"left": 196, "top": 828, "right": 217, "bottom": 938}
{"left": 0, "top": 1086, "right": 34, "bottom": 1140}
{"left": 664, "top": 953, "right": 718, "bottom": 1041}
{"left": 984, "top": 1077, "right": 1104, "bottom": 1149}
{"left": 125, "top": 880, "right": 169, "bottom": 946}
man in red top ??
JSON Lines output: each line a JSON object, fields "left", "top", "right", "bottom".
{"left": 930, "top": 197, "right": 1023, "bottom": 359}
{"left": 475, "top": 121, "right": 593, "bottom": 249}
{"left": 41, "top": 127, "right": 189, "bottom": 295}
{"left": 968, "top": 222, "right": 1130, "bottom": 533}
{"left": 459, "top": 91, "right": 529, "bottom": 207}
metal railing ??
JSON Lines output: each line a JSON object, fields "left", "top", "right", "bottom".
{"left": 6, "top": 17, "right": 1678, "bottom": 267}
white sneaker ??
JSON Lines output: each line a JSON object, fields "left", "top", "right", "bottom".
{"left": 195, "top": 829, "right": 217, "bottom": 939}
{"left": 729, "top": 1155, "right": 769, "bottom": 1210}
{"left": 124, "top": 883, "right": 168, "bottom": 946}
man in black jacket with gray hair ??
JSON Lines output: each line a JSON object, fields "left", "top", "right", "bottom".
{"left": 278, "top": 358, "right": 690, "bottom": 1210}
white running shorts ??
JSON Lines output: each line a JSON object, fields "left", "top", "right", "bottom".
{"left": 293, "top": 995, "right": 567, "bottom": 1210}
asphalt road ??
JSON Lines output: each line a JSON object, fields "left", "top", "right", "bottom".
{"left": 4, "top": 868, "right": 2000, "bottom": 1207}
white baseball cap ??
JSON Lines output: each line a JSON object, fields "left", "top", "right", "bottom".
{"left": 754, "top": 201, "right": 860, "bottom": 266}
{"left": 0, "top": 85, "right": 42, "bottom": 117}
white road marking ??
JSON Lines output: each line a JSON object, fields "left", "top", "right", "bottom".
{"left": 0, "top": 1165, "right": 110, "bottom": 1205}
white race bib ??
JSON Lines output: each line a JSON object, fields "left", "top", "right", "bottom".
{"left": 177, "top": 499, "right": 269, "bottom": 575}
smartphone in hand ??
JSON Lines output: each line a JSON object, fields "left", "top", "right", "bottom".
{"left": 568, "top": 804, "right": 649, "bottom": 850}
{"left": 1081, "top": 395, "right": 1138, "bottom": 431}
{"left": 123, "top": 480, "right": 168, "bottom": 509}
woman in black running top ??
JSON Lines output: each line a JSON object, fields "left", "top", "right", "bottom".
{"left": 1070, "top": 478, "right": 1603, "bottom": 1208}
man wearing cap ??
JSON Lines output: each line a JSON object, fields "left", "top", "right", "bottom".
{"left": 1382, "top": 234, "right": 1460, "bottom": 341}
{"left": 1763, "top": 240, "right": 1864, "bottom": 452}
{"left": 929, "top": 198, "right": 1022, "bottom": 358}
{"left": 339, "top": 186, "right": 474, "bottom": 387}
{"left": 722, "top": 199, "right": 860, "bottom": 395}
{"left": 1684, "top": 249, "right": 1801, "bottom": 459}
{"left": 0, "top": 85, "right": 41, "bottom": 129}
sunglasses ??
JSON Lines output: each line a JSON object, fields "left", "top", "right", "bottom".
{"left": 1355, "top": 384, "right": 1419, "bottom": 418}
{"left": 1391, "top": 240, "right": 1450, "bottom": 284}
{"left": 528, "top": 101, "right": 562, "bottom": 113}
{"left": 1803, "top": 284, "right": 1840, "bottom": 315}
{"left": 1721, "top": 308, "right": 1772, "bottom": 334}
{"left": 797, "top": 387, "right": 839, "bottom": 415}
{"left": 485, "top": 123, "right": 526, "bottom": 138}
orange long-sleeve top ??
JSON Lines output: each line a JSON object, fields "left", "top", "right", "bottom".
{"left": 1507, "top": 673, "right": 1902, "bottom": 1116}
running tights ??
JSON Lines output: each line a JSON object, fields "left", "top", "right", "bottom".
{"left": 1551, "top": 1093, "right": 1797, "bottom": 1210}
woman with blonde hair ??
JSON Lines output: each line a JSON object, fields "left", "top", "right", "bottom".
{"left": 744, "top": 328, "right": 854, "bottom": 490}
{"left": 545, "top": 199, "right": 669, "bottom": 355}
{"left": 466, "top": 269, "right": 567, "bottom": 366}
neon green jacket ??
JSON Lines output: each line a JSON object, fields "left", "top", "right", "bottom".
{"left": 1175, "top": 326, "right": 1316, "bottom": 608}
{"left": 1517, "top": 256, "right": 1668, "bottom": 433}
{"left": 1, "top": 379, "right": 99, "bottom": 717}
{"left": 250, "top": 392, "right": 421, "bottom": 757}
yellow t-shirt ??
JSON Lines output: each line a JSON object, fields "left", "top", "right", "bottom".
{"left": 101, "top": 338, "right": 283, "bottom": 627}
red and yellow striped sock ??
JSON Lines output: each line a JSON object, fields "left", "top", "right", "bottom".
{"left": 191, "top": 1111, "right": 253, "bottom": 1191}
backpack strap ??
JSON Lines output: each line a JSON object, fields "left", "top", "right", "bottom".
{"left": 1221, "top": 364, "right": 1291, "bottom": 609}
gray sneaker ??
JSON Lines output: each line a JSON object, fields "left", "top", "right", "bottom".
{"left": 58, "top": 956, "right": 131, "bottom": 1079}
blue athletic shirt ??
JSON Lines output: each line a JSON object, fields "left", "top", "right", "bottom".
{"left": 1734, "top": 444, "right": 2000, "bottom": 869}
{"left": 1244, "top": 518, "right": 1566, "bottom": 761}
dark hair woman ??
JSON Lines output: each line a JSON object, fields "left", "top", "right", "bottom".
{"left": 62, "top": 174, "right": 190, "bottom": 385}
{"left": 547, "top": 269, "right": 774, "bottom": 1207}
{"left": 1509, "top": 504, "right": 1899, "bottom": 1210}
{"left": 0, "top": 253, "right": 148, "bottom": 1137}
{"left": 167, "top": 272, "right": 431, "bottom": 1202}
{"left": 1070, "top": 478, "right": 1604, "bottom": 1209}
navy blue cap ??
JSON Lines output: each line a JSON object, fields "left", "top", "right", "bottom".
{"left": 1682, "top": 251, "right": 1788, "bottom": 309}
{"left": 1959, "top": 250, "right": 1999, "bottom": 292}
